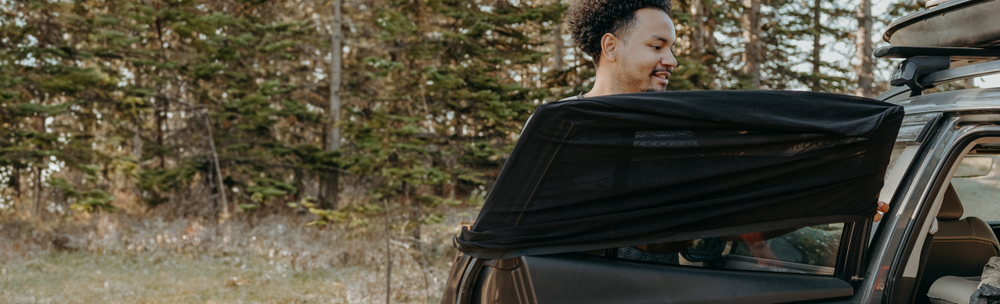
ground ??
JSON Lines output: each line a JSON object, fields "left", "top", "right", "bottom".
{"left": 0, "top": 212, "right": 468, "bottom": 304}
{"left": 4, "top": 253, "right": 356, "bottom": 303}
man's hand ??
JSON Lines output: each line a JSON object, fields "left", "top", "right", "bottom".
{"left": 874, "top": 200, "right": 890, "bottom": 222}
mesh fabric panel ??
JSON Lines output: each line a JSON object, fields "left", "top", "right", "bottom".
{"left": 457, "top": 91, "right": 903, "bottom": 259}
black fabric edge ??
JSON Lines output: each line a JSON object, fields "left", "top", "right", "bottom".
{"left": 570, "top": 91, "right": 899, "bottom": 136}
{"left": 470, "top": 101, "right": 574, "bottom": 230}
{"left": 458, "top": 214, "right": 868, "bottom": 259}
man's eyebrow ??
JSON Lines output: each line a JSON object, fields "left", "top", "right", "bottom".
{"left": 650, "top": 35, "right": 673, "bottom": 45}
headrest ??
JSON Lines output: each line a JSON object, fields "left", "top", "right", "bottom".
{"left": 938, "top": 184, "right": 964, "bottom": 220}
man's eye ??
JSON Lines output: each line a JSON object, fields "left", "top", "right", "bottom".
{"left": 652, "top": 45, "right": 662, "bottom": 50}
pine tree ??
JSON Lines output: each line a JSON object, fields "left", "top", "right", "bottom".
{"left": 855, "top": 0, "right": 874, "bottom": 97}
{"left": 668, "top": 0, "right": 720, "bottom": 90}
{"left": 0, "top": 1, "right": 121, "bottom": 218}
{"left": 740, "top": 0, "right": 762, "bottom": 89}
{"left": 321, "top": 0, "right": 344, "bottom": 210}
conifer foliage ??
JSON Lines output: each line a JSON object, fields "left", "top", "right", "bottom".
{"left": 0, "top": 0, "right": 923, "bottom": 228}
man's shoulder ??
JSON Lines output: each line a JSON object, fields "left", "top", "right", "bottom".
{"left": 558, "top": 93, "right": 584, "bottom": 102}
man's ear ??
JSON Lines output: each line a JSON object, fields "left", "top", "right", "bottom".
{"left": 600, "top": 33, "right": 618, "bottom": 63}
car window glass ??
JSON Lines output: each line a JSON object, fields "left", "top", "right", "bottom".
{"left": 608, "top": 137, "right": 917, "bottom": 276}
{"left": 871, "top": 141, "right": 922, "bottom": 235}
{"left": 726, "top": 223, "right": 843, "bottom": 270}
{"left": 615, "top": 223, "right": 843, "bottom": 276}
{"left": 951, "top": 155, "right": 1000, "bottom": 221}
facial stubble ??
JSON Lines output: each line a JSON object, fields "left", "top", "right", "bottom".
{"left": 617, "top": 54, "right": 668, "bottom": 93}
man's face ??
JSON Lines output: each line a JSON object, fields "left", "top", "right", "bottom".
{"left": 613, "top": 8, "right": 678, "bottom": 93}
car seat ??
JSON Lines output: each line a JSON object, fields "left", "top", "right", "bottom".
{"left": 924, "top": 184, "right": 1000, "bottom": 304}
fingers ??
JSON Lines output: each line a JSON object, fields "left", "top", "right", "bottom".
{"left": 874, "top": 200, "right": 889, "bottom": 222}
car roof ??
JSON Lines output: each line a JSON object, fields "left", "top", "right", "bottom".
{"left": 891, "top": 87, "right": 1000, "bottom": 115}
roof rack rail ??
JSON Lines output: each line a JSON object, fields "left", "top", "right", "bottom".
{"left": 874, "top": 46, "right": 1000, "bottom": 60}
{"left": 877, "top": 59, "right": 1000, "bottom": 101}
{"left": 875, "top": 46, "right": 1000, "bottom": 98}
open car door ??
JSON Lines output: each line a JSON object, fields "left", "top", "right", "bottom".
{"left": 443, "top": 91, "right": 903, "bottom": 304}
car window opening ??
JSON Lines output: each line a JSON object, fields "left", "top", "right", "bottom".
{"left": 592, "top": 223, "right": 844, "bottom": 276}
{"left": 588, "top": 134, "right": 924, "bottom": 277}
{"left": 914, "top": 137, "right": 1000, "bottom": 304}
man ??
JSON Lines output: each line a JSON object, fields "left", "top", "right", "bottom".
{"left": 566, "top": 0, "right": 677, "bottom": 98}
{"left": 559, "top": 0, "right": 890, "bottom": 261}
{"left": 564, "top": 0, "right": 684, "bottom": 262}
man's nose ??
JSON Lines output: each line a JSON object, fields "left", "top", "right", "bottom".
{"left": 661, "top": 52, "right": 678, "bottom": 68}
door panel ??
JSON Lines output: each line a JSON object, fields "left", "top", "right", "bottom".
{"left": 511, "top": 253, "right": 853, "bottom": 304}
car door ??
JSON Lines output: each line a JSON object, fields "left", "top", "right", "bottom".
{"left": 456, "top": 223, "right": 867, "bottom": 304}
{"left": 443, "top": 91, "right": 905, "bottom": 304}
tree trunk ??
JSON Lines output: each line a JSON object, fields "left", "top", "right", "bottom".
{"left": 322, "top": 0, "right": 343, "bottom": 210}
{"left": 855, "top": 0, "right": 874, "bottom": 97}
{"left": 33, "top": 113, "right": 45, "bottom": 218}
{"left": 12, "top": 167, "right": 20, "bottom": 198}
{"left": 133, "top": 123, "right": 143, "bottom": 158}
{"left": 132, "top": 121, "right": 144, "bottom": 204}
{"left": 406, "top": 186, "right": 422, "bottom": 253}
{"left": 201, "top": 113, "right": 230, "bottom": 221}
{"left": 554, "top": 1, "right": 564, "bottom": 72}
{"left": 403, "top": 182, "right": 430, "bottom": 294}
{"left": 382, "top": 198, "right": 392, "bottom": 304}
{"left": 156, "top": 97, "right": 166, "bottom": 168}
{"left": 811, "top": 0, "right": 822, "bottom": 91}
{"left": 34, "top": 166, "right": 43, "bottom": 217}
{"left": 703, "top": 1, "right": 718, "bottom": 84}
{"left": 740, "top": 0, "right": 761, "bottom": 89}
{"left": 690, "top": 0, "right": 705, "bottom": 57}
{"left": 705, "top": 0, "right": 718, "bottom": 53}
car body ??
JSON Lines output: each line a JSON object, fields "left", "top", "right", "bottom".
{"left": 442, "top": 0, "right": 1000, "bottom": 303}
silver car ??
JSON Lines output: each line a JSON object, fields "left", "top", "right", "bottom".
{"left": 443, "top": 0, "right": 1000, "bottom": 303}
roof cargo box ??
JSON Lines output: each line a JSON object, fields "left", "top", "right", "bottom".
{"left": 884, "top": 0, "right": 1000, "bottom": 48}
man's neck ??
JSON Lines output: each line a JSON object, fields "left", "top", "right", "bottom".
{"left": 585, "top": 68, "right": 627, "bottom": 98}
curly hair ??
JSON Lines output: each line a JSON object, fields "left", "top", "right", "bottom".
{"left": 567, "top": 0, "right": 672, "bottom": 66}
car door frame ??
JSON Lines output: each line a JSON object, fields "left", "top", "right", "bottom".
{"left": 858, "top": 114, "right": 1000, "bottom": 304}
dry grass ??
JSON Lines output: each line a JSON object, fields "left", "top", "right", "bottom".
{"left": 0, "top": 210, "right": 472, "bottom": 304}
{"left": 3, "top": 253, "right": 350, "bottom": 303}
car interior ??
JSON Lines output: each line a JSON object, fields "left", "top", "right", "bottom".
{"left": 919, "top": 144, "right": 1000, "bottom": 304}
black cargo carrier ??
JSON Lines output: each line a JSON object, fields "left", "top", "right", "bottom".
{"left": 884, "top": 0, "right": 1000, "bottom": 48}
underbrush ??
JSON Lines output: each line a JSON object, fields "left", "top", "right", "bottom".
{"left": 0, "top": 209, "right": 474, "bottom": 304}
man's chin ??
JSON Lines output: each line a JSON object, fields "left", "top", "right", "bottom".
{"left": 644, "top": 84, "right": 668, "bottom": 92}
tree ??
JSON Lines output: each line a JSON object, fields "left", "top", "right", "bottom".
{"left": 740, "top": 0, "right": 762, "bottom": 89}
{"left": 0, "top": 0, "right": 928, "bottom": 228}
{"left": 666, "top": 0, "right": 720, "bottom": 91}
{"left": 321, "top": 0, "right": 344, "bottom": 210}
{"left": 0, "top": 0, "right": 118, "bottom": 218}
{"left": 810, "top": 0, "right": 822, "bottom": 91}
{"left": 855, "top": 0, "right": 874, "bottom": 97}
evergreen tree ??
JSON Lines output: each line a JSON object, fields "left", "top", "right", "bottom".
{"left": 0, "top": 0, "right": 118, "bottom": 217}
{"left": 0, "top": 0, "right": 930, "bottom": 226}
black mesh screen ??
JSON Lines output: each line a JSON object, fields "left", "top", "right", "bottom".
{"left": 457, "top": 91, "right": 903, "bottom": 259}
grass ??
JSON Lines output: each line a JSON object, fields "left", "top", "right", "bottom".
{"left": 2, "top": 253, "right": 358, "bottom": 303}
{"left": 0, "top": 212, "right": 467, "bottom": 304}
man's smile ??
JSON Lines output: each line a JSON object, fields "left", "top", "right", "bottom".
{"left": 651, "top": 68, "right": 672, "bottom": 84}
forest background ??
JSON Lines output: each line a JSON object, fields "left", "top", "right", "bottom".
{"left": 0, "top": 0, "right": 931, "bottom": 303}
